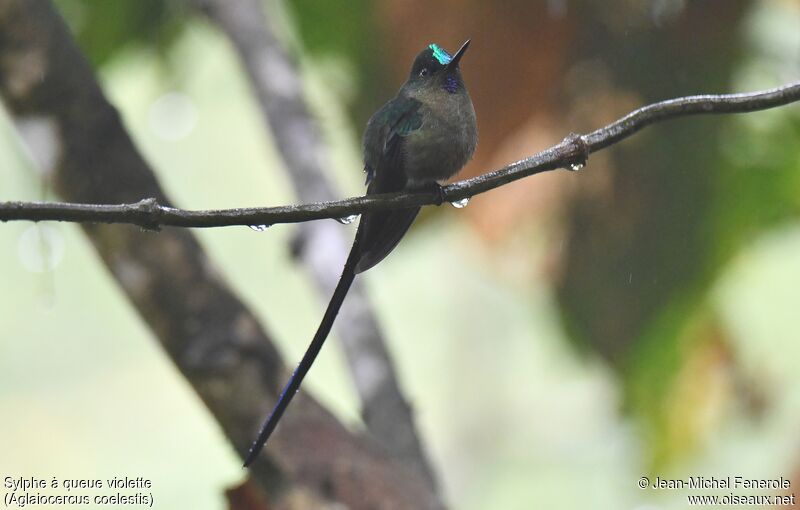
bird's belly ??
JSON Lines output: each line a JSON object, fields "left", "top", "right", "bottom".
{"left": 404, "top": 123, "right": 474, "bottom": 185}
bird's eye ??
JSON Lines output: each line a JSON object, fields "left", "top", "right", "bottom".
{"left": 418, "top": 67, "right": 429, "bottom": 77}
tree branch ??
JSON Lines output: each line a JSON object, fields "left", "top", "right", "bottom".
{"left": 2, "top": 80, "right": 798, "bottom": 227}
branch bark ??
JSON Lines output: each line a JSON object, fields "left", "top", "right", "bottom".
{"left": 2, "top": 79, "right": 799, "bottom": 227}
{"left": 0, "top": 1, "right": 441, "bottom": 509}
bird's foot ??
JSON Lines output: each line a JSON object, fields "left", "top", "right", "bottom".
{"left": 430, "top": 182, "right": 446, "bottom": 206}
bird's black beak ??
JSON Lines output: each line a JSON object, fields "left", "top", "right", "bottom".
{"left": 446, "top": 39, "right": 470, "bottom": 71}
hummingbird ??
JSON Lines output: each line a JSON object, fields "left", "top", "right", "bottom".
{"left": 244, "top": 40, "right": 477, "bottom": 467}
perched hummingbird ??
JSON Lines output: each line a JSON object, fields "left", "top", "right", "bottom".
{"left": 244, "top": 40, "right": 477, "bottom": 466}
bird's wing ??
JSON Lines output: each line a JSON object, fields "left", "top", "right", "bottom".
{"left": 363, "top": 97, "right": 423, "bottom": 185}
{"left": 355, "top": 98, "right": 424, "bottom": 273}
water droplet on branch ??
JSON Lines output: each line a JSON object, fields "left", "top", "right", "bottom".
{"left": 450, "top": 197, "right": 470, "bottom": 209}
{"left": 569, "top": 162, "right": 585, "bottom": 171}
{"left": 249, "top": 224, "right": 272, "bottom": 232}
{"left": 336, "top": 214, "right": 359, "bottom": 225}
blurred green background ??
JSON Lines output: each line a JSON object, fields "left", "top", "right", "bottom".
{"left": 1, "top": 0, "right": 800, "bottom": 508}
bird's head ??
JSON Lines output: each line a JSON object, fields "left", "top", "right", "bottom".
{"left": 406, "top": 40, "right": 470, "bottom": 94}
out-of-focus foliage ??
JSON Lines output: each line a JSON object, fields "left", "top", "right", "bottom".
{"left": 621, "top": 1, "right": 800, "bottom": 467}
{"left": 55, "top": 0, "right": 187, "bottom": 66}
{"left": 712, "top": 110, "right": 800, "bottom": 263}
{"left": 287, "top": 0, "right": 389, "bottom": 122}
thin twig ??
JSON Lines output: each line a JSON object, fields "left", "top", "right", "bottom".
{"left": 2, "top": 81, "right": 798, "bottom": 228}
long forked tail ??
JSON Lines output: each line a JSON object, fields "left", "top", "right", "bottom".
{"left": 243, "top": 259, "right": 358, "bottom": 467}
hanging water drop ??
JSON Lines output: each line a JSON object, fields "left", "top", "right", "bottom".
{"left": 569, "top": 162, "right": 585, "bottom": 171}
{"left": 450, "top": 197, "right": 470, "bottom": 209}
{"left": 249, "top": 224, "right": 272, "bottom": 232}
{"left": 336, "top": 214, "right": 359, "bottom": 225}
